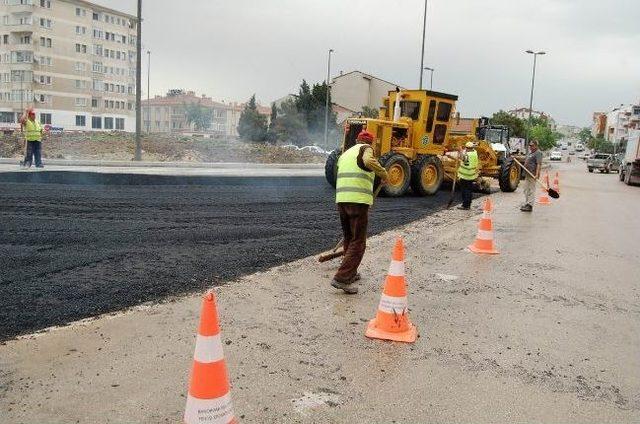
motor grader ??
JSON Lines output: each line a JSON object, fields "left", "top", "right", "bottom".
{"left": 325, "top": 89, "right": 521, "bottom": 196}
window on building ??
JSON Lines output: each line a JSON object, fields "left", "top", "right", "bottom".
{"left": 75, "top": 98, "right": 87, "bottom": 107}
{"left": 40, "top": 37, "right": 52, "bottom": 48}
{"left": 115, "top": 118, "right": 124, "bottom": 130}
{"left": 91, "top": 98, "right": 98, "bottom": 108}
{"left": 0, "top": 112, "right": 15, "bottom": 123}
{"left": 91, "top": 116, "right": 102, "bottom": 129}
{"left": 104, "top": 117, "right": 114, "bottom": 130}
{"left": 76, "top": 115, "right": 86, "bottom": 126}
{"left": 93, "top": 13, "right": 99, "bottom": 21}
{"left": 40, "top": 0, "right": 51, "bottom": 9}
{"left": 39, "top": 18, "right": 51, "bottom": 29}
{"left": 3, "top": 35, "right": 8, "bottom": 44}
{"left": 40, "top": 113, "right": 52, "bottom": 125}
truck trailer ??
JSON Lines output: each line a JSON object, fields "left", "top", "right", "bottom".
{"left": 619, "top": 129, "right": 640, "bottom": 185}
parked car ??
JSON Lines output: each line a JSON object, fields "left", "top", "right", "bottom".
{"left": 549, "top": 150, "right": 562, "bottom": 161}
{"left": 587, "top": 153, "right": 617, "bottom": 173}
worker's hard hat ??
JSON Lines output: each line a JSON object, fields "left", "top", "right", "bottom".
{"left": 465, "top": 141, "right": 474, "bottom": 148}
{"left": 357, "top": 130, "right": 374, "bottom": 143}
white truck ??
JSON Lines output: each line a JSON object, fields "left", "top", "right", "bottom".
{"left": 619, "top": 129, "right": 640, "bottom": 185}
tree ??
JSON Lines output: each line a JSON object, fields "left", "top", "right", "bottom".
{"left": 270, "top": 98, "right": 308, "bottom": 146}
{"left": 266, "top": 102, "right": 278, "bottom": 144}
{"left": 490, "top": 110, "right": 526, "bottom": 138}
{"left": 184, "top": 102, "right": 212, "bottom": 131}
{"left": 294, "top": 80, "right": 336, "bottom": 136}
{"left": 528, "top": 124, "right": 557, "bottom": 151}
{"left": 361, "top": 106, "right": 378, "bottom": 118}
{"left": 238, "top": 94, "right": 268, "bottom": 142}
{"left": 578, "top": 128, "right": 592, "bottom": 144}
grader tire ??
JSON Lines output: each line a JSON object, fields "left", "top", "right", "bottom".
{"left": 410, "top": 155, "right": 444, "bottom": 196}
{"left": 498, "top": 158, "right": 520, "bottom": 192}
{"left": 380, "top": 152, "right": 411, "bottom": 197}
{"left": 324, "top": 149, "right": 340, "bottom": 188}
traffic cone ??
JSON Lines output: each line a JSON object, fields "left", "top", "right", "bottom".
{"left": 365, "top": 237, "right": 417, "bottom": 343}
{"left": 184, "top": 292, "right": 237, "bottom": 424}
{"left": 553, "top": 172, "right": 560, "bottom": 194}
{"left": 468, "top": 199, "right": 499, "bottom": 254}
{"left": 485, "top": 196, "right": 494, "bottom": 213}
{"left": 537, "top": 172, "right": 552, "bottom": 205}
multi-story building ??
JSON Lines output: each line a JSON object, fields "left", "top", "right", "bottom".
{"left": 591, "top": 112, "right": 607, "bottom": 138}
{"left": 605, "top": 104, "right": 640, "bottom": 145}
{"left": 330, "top": 70, "right": 402, "bottom": 115}
{"left": 0, "top": 0, "right": 137, "bottom": 131}
{"left": 142, "top": 90, "right": 271, "bottom": 137}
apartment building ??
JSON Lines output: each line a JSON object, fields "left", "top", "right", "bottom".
{"left": 605, "top": 104, "right": 640, "bottom": 145}
{"left": 0, "top": 0, "right": 137, "bottom": 131}
{"left": 508, "top": 107, "right": 557, "bottom": 130}
{"left": 330, "top": 70, "right": 402, "bottom": 114}
{"left": 143, "top": 90, "right": 271, "bottom": 137}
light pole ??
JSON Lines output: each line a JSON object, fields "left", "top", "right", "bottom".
{"left": 134, "top": 0, "right": 142, "bottom": 161}
{"left": 418, "top": 0, "right": 428, "bottom": 89}
{"left": 525, "top": 49, "right": 545, "bottom": 153}
{"left": 146, "top": 50, "right": 150, "bottom": 133}
{"left": 323, "top": 48, "right": 334, "bottom": 149}
{"left": 423, "top": 66, "right": 434, "bottom": 90}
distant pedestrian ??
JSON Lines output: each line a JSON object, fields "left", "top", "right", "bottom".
{"left": 454, "top": 141, "right": 479, "bottom": 210}
{"left": 20, "top": 108, "right": 44, "bottom": 169}
{"left": 332, "top": 130, "right": 388, "bottom": 294}
{"left": 520, "top": 139, "right": 542, "bottom": 212}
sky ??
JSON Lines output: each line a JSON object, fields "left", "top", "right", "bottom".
{"left": 99, "top": 0, "right": 640, "bottom": 126}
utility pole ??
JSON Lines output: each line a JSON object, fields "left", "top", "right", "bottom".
{"left": 525, "top": 50, "right": 545, "bottom": 154}
{"left": 418, "top": 0, "right": 428, "bottom": 89}
{"left": 323, "top": 48, "right": 334, "bottom": 149}
{"left": 146, "top": 50, "right": 150, "bottom": 133}
{"left": 134, "top": 0, "right": 142, "bottom": 161}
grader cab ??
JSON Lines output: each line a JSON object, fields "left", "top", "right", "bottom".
{"left": 325, "top": 89, "right": 521, "bottom": 196}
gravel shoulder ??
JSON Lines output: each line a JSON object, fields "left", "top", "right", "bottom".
{"left": 1, "top": 162, "right": 638, "bottom": 423}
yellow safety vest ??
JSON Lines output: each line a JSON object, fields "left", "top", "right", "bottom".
{"left": 24, "top": 119, "right": 43, "bottom": 142}
{"left": 457, "top": 150, "right": 478, "bottom": 181}
{"left": 336, "top": 144, "right": 375, "bottom": 205}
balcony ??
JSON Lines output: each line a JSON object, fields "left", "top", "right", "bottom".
{"left": 7, "top": 3, "right": 34, "bottom": 14}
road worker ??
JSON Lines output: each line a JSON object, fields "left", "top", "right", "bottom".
{"left": 19, "top": 108, "right": 44, "bottom": 169}
{"left": 331, "top": 130, "right": 388, "bottom": 294}
{"left": 455, "top": 141, "right": 479, "bottom": 210}
{"left": 520, "top": 139, "right": 542, "bottom": 212}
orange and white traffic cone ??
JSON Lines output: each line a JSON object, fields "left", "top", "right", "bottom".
{"left": 365, "top": 237, "right": 417, "bottom": 343}
{"left": 485, "top": 196, "right": 494, "bottom": 213}
{"left": 184, "top": 292, "right": 236, "bottom": 424}
{"left": 468, "top": 198, "right": 499, "bottom": 255}
{"left": 537, "top": 172, "right": 552, "bottom": 205}
{"left": 553, "top": 172, "right": 560, "bottom": 194}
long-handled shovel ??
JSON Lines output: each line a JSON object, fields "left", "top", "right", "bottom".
{"left": 512, "top": 158, "right": 560, "bottom": 199}
{"left": 318, "top": 184, "right": 383, "bottom": 263}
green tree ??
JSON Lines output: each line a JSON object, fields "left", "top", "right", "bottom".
{"left": 361, "top": 106, "right": 378, "bottom": 118}
{"left": 294, "top": 80, "right": 336, "bottom": 135}
{"left": 490, "top": 110, "right": 526, "bottom": 138}
{"left": 578, "top": 128, "right": 592, "bottom": 144}
{"left": 266, "top": 102, "right": 278, "bottom": 144}
{"left": 184, "top": 102, "right": 212, "bottom": 131}
{"left": 271, "top": 98, "right": 308, "bottom": 146}
{"left": 238, "top": 94, "right": 268, "bottom": 142}
{"left": 529, "top": 124, "right": 557, "bottom": 151}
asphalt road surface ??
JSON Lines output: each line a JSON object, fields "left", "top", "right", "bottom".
{"left": 0, "top": 172, "right": 473, "bottom": 340}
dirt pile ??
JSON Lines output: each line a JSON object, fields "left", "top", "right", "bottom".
{"left": 0, "top": 132, "right": 327, "bottom": 163}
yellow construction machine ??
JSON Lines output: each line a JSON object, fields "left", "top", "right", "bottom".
{"left": 325, "top": 89, "right": 521, "bottom": 196}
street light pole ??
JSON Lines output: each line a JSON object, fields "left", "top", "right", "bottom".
{"left": 323, "top": 48, "right": 334, "bottom": 149}
{"left": 525, "top": 50, "right": 545, "bottom": 154}
{"left": 134, "top": 0, "right": 142, "bottom": 161}
{"left": 419, "top": 0, "right": 428, "bottom": 89}
{"left": 424, "top": 66, "right": 434, "bottom": 90}
{"left": 146, "top": 50, "right": 150, "bottom": 133}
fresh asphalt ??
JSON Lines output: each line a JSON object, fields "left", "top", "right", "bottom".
{"left": 0, "top": 171, "right": 481, "bottom": 340}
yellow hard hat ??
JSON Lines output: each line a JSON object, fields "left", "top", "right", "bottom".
{"left": 465, "top": 141, "right": 474, "bottom": 148}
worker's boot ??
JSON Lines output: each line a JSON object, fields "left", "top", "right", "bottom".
{"left": 520, "top": 204, "right": 533, "bottom": 212}
{"left": 331, "top": 277, "right": 359, "bottom": 294}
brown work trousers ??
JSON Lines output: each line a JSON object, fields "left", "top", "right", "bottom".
{"left": 334, "top": 202, "right": 369, "bottom": 283}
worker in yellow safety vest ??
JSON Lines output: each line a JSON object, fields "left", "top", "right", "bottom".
{"left": 455, "top": 141, "right": 479, "bottom": 210}
{"left": 331, "top": 130, "right": 389, "bottom": 294}
{"left": 19, "top": 108, "right": 44, "bottom": 169}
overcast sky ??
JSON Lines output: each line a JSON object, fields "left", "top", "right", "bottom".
{"left": 100, "top": 0, "right": 639, "bottom": 126}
